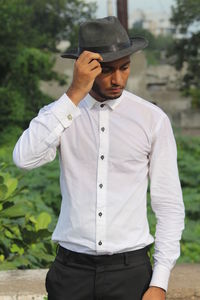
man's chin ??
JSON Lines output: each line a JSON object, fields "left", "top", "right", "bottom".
{"left": 91, "top": 85, "right": 124, "bottom": 101}
{"left": 106, "top": 91, "right": 123, "bottom": 99}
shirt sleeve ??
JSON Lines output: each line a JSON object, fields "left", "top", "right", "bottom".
{"left": 148, "top": 114, "right": 185, "bottom": 291}
{"left": 13, "top": 93, "right": 81, "bottom": 170}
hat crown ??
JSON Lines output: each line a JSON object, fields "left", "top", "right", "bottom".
{"left": 79, "top": 16, "right": 130, "bottom": 48}
{"left": 61, "top": 16, "right": 148, "bottom": 62}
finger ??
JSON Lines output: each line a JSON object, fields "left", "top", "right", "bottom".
{"left": 79, "top": 51, "right": 103, "bottom": 63}
{"left": 90, "top": 65, "right": 102, "bottom": 77}
{"left": 88, "top": 60, "right": 101, "bottom": 71}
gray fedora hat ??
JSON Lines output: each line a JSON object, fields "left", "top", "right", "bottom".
{"left": 61, "top": 16, "right": 148, "bottom": 62}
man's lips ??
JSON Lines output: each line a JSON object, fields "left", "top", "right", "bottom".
{"left": 109, "top": 87, "right": 122, "bottom": 92}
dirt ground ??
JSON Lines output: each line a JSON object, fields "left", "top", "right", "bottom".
{"left": 167, "top": 264, "right": 200, "bottom": 299}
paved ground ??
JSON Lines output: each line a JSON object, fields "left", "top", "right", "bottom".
{"left": 0, "top": 264, "right": 200, "bottom": 300}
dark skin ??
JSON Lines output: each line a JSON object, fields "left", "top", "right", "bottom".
{"left": 90, "top": 57, "right": 131, "bottom": 101}
{"left": 67, "top": 51, "right": 103, "bottom": 105}
{"left": 66, "top": 50, "right": 166, "bottom": 300}
{"left": 67, "top": 51, "right": 131, "bottom": 104}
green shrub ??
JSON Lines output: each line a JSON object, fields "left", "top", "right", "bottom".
{"left": 0, "top": 162, "right": 56, "bottom": 270}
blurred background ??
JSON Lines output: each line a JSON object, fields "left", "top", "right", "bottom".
{"left": 0, "top": 0, "right": 200, "bottom": 270}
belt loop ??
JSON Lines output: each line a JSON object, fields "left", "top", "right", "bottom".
{"left": 124, "top": 252, "right": 129, "bottom": 266}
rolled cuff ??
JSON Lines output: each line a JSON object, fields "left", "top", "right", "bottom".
{"left": 149, "top": 264, "right": 171, "bottom": 291}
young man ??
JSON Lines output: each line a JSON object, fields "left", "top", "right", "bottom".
{"left": 13, "top": 17, "right": 185, "bottom": 300}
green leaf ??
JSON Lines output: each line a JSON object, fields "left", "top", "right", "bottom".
{"left": 5, "top": 229, "right": 14, "bottom": 239}
{"left": 11, "top": 244, "right": 24, "bottom": 255}
{"left": 10, "top": 226, "right": 21, "bottom": 239}
{"left": 0, "top": 202, "right": 30, "bottom": 218}
{"left": 28, "top": 247, "right": 54, "bottom": 262}
{"left": 0, "top": 184, "right": 8, "bottom": 201}
{"left": 4, "top": 178, "right": 18, "bottom": 199}
{"left": 29, "top": 215, "right": 37, "bottom": 224}
{"left": 35, "top": 212, "right": 51, "bottom": 231}
{"left": 0, "top": 176, "right": 4, "bottom": 184}
{"left": 0, "top": 255, "right": 4, "bottom": 262}
{"left": 0, "top": 256, "right": 30, "bottom": 270}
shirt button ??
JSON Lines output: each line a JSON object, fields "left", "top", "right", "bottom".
{"left": 101, "top": 127, "right": 105, "bottom": 132}
{"left": 100, "top": 104, "right": 105, "bottom": 108}
{"left": 99, "top": 183, "right": 103, "bottom": 188}
{"left": 98, "top": 241, "right": 102, "bottom": 246}
{"left": 100, "top": 155, "right": 104, "bottom": 160}
{"left": 67, "top": 114, "right": 73, "bottom": 120}
{"left": 98, "top": 212, "right": 103, "bottom": 217}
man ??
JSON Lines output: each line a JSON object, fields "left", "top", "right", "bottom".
{"left": 13, "top": 16, "right": 185, "bottom": 300}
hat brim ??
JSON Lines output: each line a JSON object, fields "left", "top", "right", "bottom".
{"left": 61, "top": 37, "right": 148, "bottom": 62}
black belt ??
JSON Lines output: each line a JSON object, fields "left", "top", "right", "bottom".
{"left": 57, "top": 245, "right": 150, "bottom": 267}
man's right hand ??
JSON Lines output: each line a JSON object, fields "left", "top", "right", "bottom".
{"left": 66, "top": 51, "right": 103, "bottom": 106}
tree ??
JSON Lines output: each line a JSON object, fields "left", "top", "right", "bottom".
{"left": 129, "top": 27, "right": 173, "bottom": 65}
{"left": 170, "top": 0, "right": 200, "bottom": 108}
{"left": 129, "top": 27, "right": 157, "bottom": 50}
{"left": 0, "top": 0, "right": 96, "bottom": 143}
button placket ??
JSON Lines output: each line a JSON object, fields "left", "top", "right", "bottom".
{"left": 96, "top": 105, "right": 109, "bottom": 252}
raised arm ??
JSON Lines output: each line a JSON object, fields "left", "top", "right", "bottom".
{"left": 13, "top": 51, "right": 103, "bottom": 170}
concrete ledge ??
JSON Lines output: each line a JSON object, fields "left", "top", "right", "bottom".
{"left": 0, "top": 269, "right": 47, "bottom": 300}
{"left": 0, "top": 264, "right": 200, "bottom": 299}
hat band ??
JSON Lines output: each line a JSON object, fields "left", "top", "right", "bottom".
{"left": 78, "top": 41, "right": 131, "bottom": 54}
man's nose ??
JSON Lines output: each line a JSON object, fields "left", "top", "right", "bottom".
{"left": 111, "top": 70, "right": 122, "bottom": 86}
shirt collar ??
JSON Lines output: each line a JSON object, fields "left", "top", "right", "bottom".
{"left": 84, "top": 92, "right": 123, "bottom": 111}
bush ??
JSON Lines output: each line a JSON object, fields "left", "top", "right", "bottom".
{"left": 0, "top": 162, "right": 56, "bottom": 270}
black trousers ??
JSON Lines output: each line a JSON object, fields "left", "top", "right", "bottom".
{"left": 46, "top": 245, "right": 152, "bottom": 300}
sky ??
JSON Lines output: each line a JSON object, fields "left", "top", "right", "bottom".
{"left": 87, "top": 0, "right": 176, "bottom": 22}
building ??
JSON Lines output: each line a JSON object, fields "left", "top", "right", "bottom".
{"left": 129, "top": 9, "right": 175, "bottom": 36}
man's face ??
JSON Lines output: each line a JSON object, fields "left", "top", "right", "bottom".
{"left": 90, "top": 55, "right": 131, "bottom": 102}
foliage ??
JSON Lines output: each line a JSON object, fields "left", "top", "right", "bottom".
{"left": 0, "top": 0, "right": 96, "bottom": 136}
{"left": 0, "top": 49, "right": 53, "bottom": 132}
{"left": 0, "top": 162, "right": 57, "bottom": 270}
{"left": 177, "top": 135, "right": 200, "bottom": 188}
{"left": 145, "top": 50, "right": 160, "bottom": 66}
{"left": 171, "top": 0, "right": 200, "bottom": 33}
{"left": 176, "top": 135, "right": 200, "bottom": 262}
{"left": 129, "top": 27, "right": 157, "bottom": 50}
{"left": 128, "top": 27, "right": 173, "bottom": 65}
{"left": 170, "top": 0, "right": 200, "bottom": 107}
{"left": 188, "top": 88, "right": 200, "bottom": 109}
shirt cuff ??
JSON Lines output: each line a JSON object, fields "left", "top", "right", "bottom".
{"left": 149, "top": 263, "right": 171, "bottom": 291}
{"left": 50, "top": 93, "right": 81, "bottom": 128}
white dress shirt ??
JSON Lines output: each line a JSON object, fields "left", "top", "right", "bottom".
{"left": 13, "top": 90, "right": 185, "bottom": 291}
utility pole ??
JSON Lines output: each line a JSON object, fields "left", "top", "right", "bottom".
{"left": 117, "top": 0, "right": 128, "bottom": 32}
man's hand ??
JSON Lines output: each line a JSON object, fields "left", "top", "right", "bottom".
{"left": 67, "top": 51, "right": 103, "bottom": 105}
{"left": 142, "top": 286, "right": 166, "bottom": 300}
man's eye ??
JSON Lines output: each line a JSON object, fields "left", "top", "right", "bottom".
{"left": 121, "top": 66, "right": 129, "bottom": 71}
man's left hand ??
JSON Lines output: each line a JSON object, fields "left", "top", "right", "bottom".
{"left": 142, "top": 286, "right": 166, "bottom": 300}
